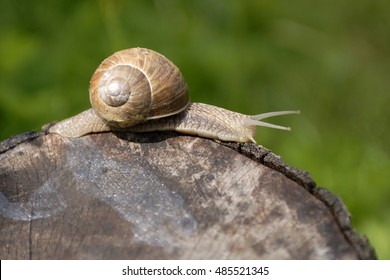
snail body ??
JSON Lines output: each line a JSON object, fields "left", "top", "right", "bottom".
{"left": 49, "top": 48, "right": 299, "bottom": 143}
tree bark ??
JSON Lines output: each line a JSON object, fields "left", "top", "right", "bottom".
{"left": 0, "top": 130, "right": 376, "bottom": 259}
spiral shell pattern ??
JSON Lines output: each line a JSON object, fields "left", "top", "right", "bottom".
{"left": 89, "top": 48, "right": 189, "bottom": 128}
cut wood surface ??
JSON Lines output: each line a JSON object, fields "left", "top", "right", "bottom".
{"left": 0, "top": 130, "right": 376, "bottom": 259}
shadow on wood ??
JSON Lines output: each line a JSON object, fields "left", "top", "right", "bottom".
{"left": 0, "top": 130, "right": 376, "bottom": 259}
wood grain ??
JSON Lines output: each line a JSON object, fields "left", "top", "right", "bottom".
{"left": 0, "top": 130, "right": 376, "bottom": 259}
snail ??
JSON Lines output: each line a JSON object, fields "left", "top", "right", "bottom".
{"left": 48, "top": 47, "right": 299, "bottom": 143}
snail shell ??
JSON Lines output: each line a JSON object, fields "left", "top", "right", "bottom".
{"left": 48, "top": 47, "right": 299, "bottom": 143}
{"left": 90, "top": 48, "right": 189, "bottom": 128}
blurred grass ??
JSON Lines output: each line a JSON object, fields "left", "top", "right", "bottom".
{"left": 0, "top": 0, "right": 389, "bottom": 259}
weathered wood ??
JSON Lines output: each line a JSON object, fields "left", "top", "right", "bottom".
{"left": 0, "top": 130, "right": 376, "bottom": 259}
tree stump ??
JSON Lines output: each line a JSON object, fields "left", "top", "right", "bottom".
{"left": 0, "top": 129, "right": 376, "bottom": 259}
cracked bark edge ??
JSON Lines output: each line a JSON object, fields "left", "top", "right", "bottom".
{"left": 0, "top": 131, "right": 44, "bottom": 153}
{"left": 311, "top": 188, "right": 376, "bottom": 259}
{"left": 221, "top": 141, "right": 377, "bottom": 260}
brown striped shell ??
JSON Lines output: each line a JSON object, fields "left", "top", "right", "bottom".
{"left": 89, "top": 48, "right": 189, "bottom": 128}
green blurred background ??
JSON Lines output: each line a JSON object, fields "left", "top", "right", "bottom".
{"left": 1, "top": 0, "right": 389, "bottom": 258}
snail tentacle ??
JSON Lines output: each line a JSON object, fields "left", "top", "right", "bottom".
{"left": 243, "top": 110, "right": 301, "bottom": 131}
